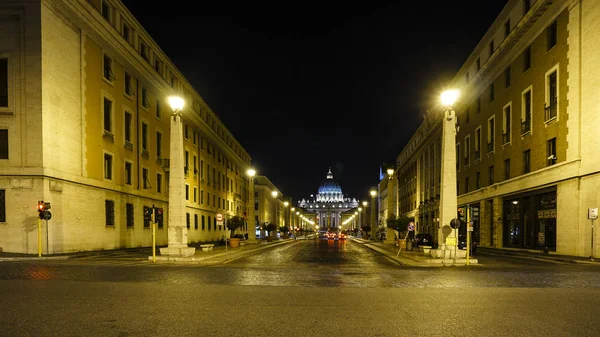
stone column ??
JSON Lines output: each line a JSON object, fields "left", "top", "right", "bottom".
{"left": 247, "top": 176, "right": 256, "bottom": 242}
{"left": 439, "top": 107, "right": 458, "bottom": 255}
{"left": 160, "top": 112, "right": 195, "bottom": 257}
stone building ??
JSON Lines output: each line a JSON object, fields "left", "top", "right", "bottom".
{"left": 0, "top": 0, "right": 252, "bottom": 253}
{"left": 298, "top": 168, "right": 359, "bottom": 231}
{"left": 396, "top": 0, "right": 600, "bottom": 258}
{"left": 252, "top": 175, "right": 286, "bottom": 235}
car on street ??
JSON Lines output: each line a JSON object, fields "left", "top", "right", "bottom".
{"left": 414, "top": 233, "right": 433, "bottom": 247}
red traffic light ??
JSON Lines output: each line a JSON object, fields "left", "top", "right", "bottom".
{"left": 37, "top": 201, "right": 45, "bottom": 212}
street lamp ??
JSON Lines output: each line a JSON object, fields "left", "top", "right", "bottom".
{"left": 272, "top": 191, "right": 278, "bottom": 238}
{"left": 386, "top": 168, "right": 396, "bottom": 221}
{"left": 161, "top": 95, "right": 196, "bottom": 257}
{"left": 246, "top": 168, "right": 256, "bottom": 242}
{"left": 440, "top": 89, "right": 460, "bottom": 256}
{"left": 369, "top": 190, "right": 377, "bottom": 240}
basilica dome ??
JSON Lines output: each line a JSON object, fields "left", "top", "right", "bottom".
{"left": 316, "top": 168, "right": 344, "bottom": 202}
{"left": 318, "top": 180, "right": 343, "bottom": 194}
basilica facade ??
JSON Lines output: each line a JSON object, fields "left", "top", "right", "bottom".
{"left": 298, "top": 169, "right": 359, "bottom": 231}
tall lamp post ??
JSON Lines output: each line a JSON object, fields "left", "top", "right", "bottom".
{"left": 161, "top": 96, "right": 195, "bottom": 257}
{"left": 246, "top": 168, "right": 256, "bottom": 242}
{"left": 370, "top": 189, "right": 377, "bottom": 240}
{"left": 271, "top": 191, "right": 278, "bottom": 237}
{"left": 386, "top": 168, "right": 395, "bottom": 220}
{"left": 440, "top": 89, "right": 460, "bottom": 256}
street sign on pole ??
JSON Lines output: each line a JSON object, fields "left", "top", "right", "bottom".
{"left": 216, "top": 213, "right": 223, "bottom": 226}
{"left": 407, "top": 222, "right": 415, "bottom": 231}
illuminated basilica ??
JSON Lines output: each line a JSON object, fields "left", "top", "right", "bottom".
{"left": 298, "top": 168, "right": 359, "bottom": 230}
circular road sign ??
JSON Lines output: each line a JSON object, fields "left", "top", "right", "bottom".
{"left": 216, "top": 213, "right": 223, "bottom": 222}
{"left": 407, "top": 222, "right": 415, "bottom": 231}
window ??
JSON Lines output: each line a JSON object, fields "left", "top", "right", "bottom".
{"left": 523, "top": 150, "right": 531, "bottom": 174}
{"left": 0, "top": 189, "right": 5, "bottom": 222}
{"left": 474, "top": 127, "right": 481, "bottom": 161}
{"left": 157, "top": 173, "right": 162, "bottom": 193}
{"left": 140, "top": 41, "right": 149, "bottom": 61}
{"left": 547, "top": 138, "right": 557, "bottom": 166}
{"left": 156, "top": 99, "right": 161, "bottom": 119}
{"left": 207, "top": 192, "right": 210, "bottom": 206}
{"left": 476, "top": 57, "right": 481, "bottom": 71}
{"left": 208, "top": 216, "right": 211, "bottom": 231}
{"left": 126, "top": 203, "right": 134, "bottom": 227}
{"left": 201, "top": 190, "right": 204, "bottom": 204}
{"left": 489, "top": 83, "right": 494, "bottom": 102}
{"left": 504, "top": 159, "right": 510, "bottom": 180}
{"left": 504, "top": 19, "right": 511, "bottom": 39}
{"left": 545, "top": 69, "right": 558, "bottom": 121}
{"left": 124, "top": 72, "right": 134, "bottom": 96}
{"left": 456, "top": 143, "right": 460, "bottom": 171}
{"left": 504, "top": 66, "right": 511, "bottom": 88}
{"left": 489, "top": 165, "right": 495, "bottom": 185}
{"left": 156, "top": 131, "right": 162, "bottom": 158}
{"left": 141, "top": 122, "right": 148, "bottom": 151}
{"left": 185, "top": 184, "right": 189, "bottom": 200}
{"left": 101, "top": 0, "right": 112, "bottom": 22}
{"left": 202, "top": 215, "right": 205, "bottom": 230}
{"left": 489, "top": 40, "right": 494, "bottom": 56}
{"left": 502, "top": 103, "right": 511, "bottom": 145}
{"left": 476, "top": 96, "right": 481, "bottom": 114}
{"left": 141, "top": 87, "right": 149, "bottom": 108}
{"left": 186, "top": 213, "right": 190, "bottom": 229}
{"left": 524, "top": 46, "right": 531, "bottom": 71}
{"left": 547, "top": 21, "right": 557, "bottom": 50}
{"left": 465, "top": 71, "right": 470, "bottom": 83}
{"left": 170, "top": 74, "right": 175, "bottom": 88}
{"left": 465, "top": 177, "right": 469, "bottom": 194}
{"left": 105, "top": 200, "right": 115, "bottom": 226}
{"left": 154, "top": 58, "right": 162, "bottom": 75}
{"left": 465, "top": 108, "right": 470, "bottom": 123}
{"left": 143, "top": 168, "right": 149, "bottom": 189}
{"left": 104, "top": 153, "right": 113, "bottom": 180}
{"left": 184, "top": 150, "right": 189, "bottom": 175}
{"left": 193, "top": 132, "right": 197, "bottom": 146}
{"left": 200, "top": 160, "right": 204, "bottom": 179}
{"left": 193, "top": 155, "right": 197, "bottom": 175}
{"left": 122, "top": 21, "right": 131, "bottom": 43}
{"left": 102, "top": 54, "right": 114, "bottom": 82}
{"left": 0, "top": 129, "right": 7, "bottom": 159}
{"left": 103, "top": 97, "right": 113, "bottom": 134}
{"left": 487, "top": 116, "right": 495, "bottom": 153}
{"left": 143, "top": 206, "right": 151, "bottom": 228}
{"left": 464, "top": 135, "right": 470, "bottom": 167}
{"left": 0, "top": 58, "right": 7, "bottom": 108}
{"left": 521, "top": 88, "right": 532, "bottom": 135}
{"left": 475, "top": 172, "right": 481, "bottom": 189}
{"left": 184, "top": 124, "right": 189, "bottom": 139}
{"left": 524, "top": 0, "right": 531, "bottom": 13}
{"left": 194, "top": 214, "right": 198, "bottom": 230}
{"left": 125, "top": 161, "right": 132, "bottom": 185}
{"left": 193, "top": 187, "right": 197, "bottom": 202}
{"left": 124, "top": 111, "right": 132, "bottom": 144}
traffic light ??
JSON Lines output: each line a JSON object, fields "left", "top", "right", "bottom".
{"left": 144, "top": 207, "right": 152, "bottom": 222}
{"left": 155, "top": 208, "right": 163, "bottom": 225}
{"left": 37, "top": 201, "right": 52, "bottom": 220}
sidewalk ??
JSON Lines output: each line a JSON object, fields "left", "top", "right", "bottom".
{"left": 352, "top": 237, "right": 479, "bottom": 267}
{"left": 0, "top": 238, "right": 296, "bottom": 263}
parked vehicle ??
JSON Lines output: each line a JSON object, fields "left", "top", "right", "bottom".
{"left": 414, "top": 233, "right": 433, "bottom": 247}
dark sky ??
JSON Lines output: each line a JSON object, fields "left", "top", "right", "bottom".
{"left": 121, "top": 0, "right": 508, "bottom": 204}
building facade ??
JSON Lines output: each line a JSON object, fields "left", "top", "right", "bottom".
{"left": 0, "top": 0, "right": 252, "bottom": 253}
{"left": 252, "top": 175, "right": 286, "bottom": 231}
{"left": 397, "top": 0, "right": 600, "bottom": 258}
{"left": 298, "top": 168, "right": 359, "bottom": 231}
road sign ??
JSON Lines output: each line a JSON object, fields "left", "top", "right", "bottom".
{"left": 216, "top": 213, "right": 223, "bottom": 221}
{"left": 589, "top": 208, "right": 598, "bottom": 220}
{"left": 467, "top": 221, "right": 474, "bottom": 231}
{"left": 407, "top": 222, "right": 415, "bottom": 231}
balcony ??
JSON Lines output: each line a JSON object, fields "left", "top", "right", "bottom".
{"left": 521, "top": 120, "right": 531, "bottom": 135}
{"left": 502, "top": 132, "right": 510, "bottom": 145}
{"left": 545, "top": 103, "right": 557, "bottom": 122}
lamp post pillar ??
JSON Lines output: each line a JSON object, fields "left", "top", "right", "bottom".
{"left": 247, "top": 175, "right": 256, "bottom": 242}
{"left": 160, "top": 98, "right": 195, "bottom": 257}
{"left": 439, "top": 105, "right": 459, "bottom": 255}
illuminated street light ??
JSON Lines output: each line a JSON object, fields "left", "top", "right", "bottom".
{"left": 246, "top": 168, "right": 256, "bottom": 242}
{"left": 370, "top": 189, "right": 377, "bottom": 239}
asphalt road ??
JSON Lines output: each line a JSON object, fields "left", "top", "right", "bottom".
{"left": 1, "top": 239, "right": 599, "bottom": 337}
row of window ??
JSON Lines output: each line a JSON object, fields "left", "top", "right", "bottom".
{"left": 99, "top": 1, "right": 250, "bottom": 164}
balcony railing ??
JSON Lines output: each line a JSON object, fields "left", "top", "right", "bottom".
{"left": 521, "top": 120, "right": 531, "bottom": 135}
{"left": 545, "top": 103, "right": 557, "bottom": 121}
{"left": 502, "top": 132, "right": 510, "bottom": 145}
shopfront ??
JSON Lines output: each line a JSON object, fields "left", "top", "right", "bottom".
{"left": 503, "top": 187, "right": 557, "bottom": 251}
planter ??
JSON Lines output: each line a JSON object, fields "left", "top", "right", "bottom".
{"left": 229, "top": 238, "right": 241, "bottom": 248}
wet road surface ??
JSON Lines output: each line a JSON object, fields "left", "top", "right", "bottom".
{"left": 1, "top": 239, "right": 600, "bottom": 337}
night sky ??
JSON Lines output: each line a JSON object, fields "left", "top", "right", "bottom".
{"left": 121, "top": 0, "right": 509, "bottom": 204}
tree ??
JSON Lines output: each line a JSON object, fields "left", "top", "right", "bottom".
{"left": 226, "top": 215, "right": 245, "bottom": 238}
{"left": 266, "top": 223, "right": 277, "bottom": 236}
